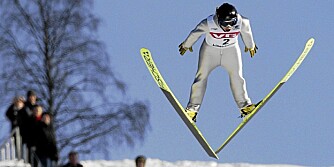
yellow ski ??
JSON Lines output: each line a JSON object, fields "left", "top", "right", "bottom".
{"left": 140, "top": 48, "right": 219, "bottom": 159}
{"left": 215, "top": 38, "right": 315, "bottom": 154}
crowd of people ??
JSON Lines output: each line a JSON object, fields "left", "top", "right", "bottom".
{"left": 5, "top": 90, "right": 146, "bottom": 167}
{"left": 5, "top": 90, "right": 58, "bottom": 166}
{"left": 4, "top": 90, "right": 83, "bottom": 167}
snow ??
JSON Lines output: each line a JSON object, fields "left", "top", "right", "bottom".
{"left": 0, "top": 159, "right": 307, "bottom": 167}
{"left": 80, "top": 159, "right": 306, "bottom": 167}
{"left": 0, "top": 160, "right": 30, "bottom": 167}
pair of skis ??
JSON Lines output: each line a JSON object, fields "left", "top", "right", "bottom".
{"left": 140, "top": 38, "right": 314, "bottom": 159}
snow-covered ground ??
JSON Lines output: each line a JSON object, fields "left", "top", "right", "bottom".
{"left": 0, "top": 160, "right": 30, "bottom": 167}
{"left": 0, "top": 159, "right": 308, "bottom": 167}
{"left": 81, "top": 159, "right": 306, "bottom": 167}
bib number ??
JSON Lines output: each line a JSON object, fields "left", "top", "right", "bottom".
{"left": 223, "top": 39, "right": 230, "bottom": 45}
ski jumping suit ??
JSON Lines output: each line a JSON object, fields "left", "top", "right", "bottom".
{"left": 181, "top": 14, "right": 256, "bottom": 111}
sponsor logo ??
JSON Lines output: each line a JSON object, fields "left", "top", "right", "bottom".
{"left": 209, "top": 32, "right": 240, "bottom": 39}
{"left": 142, "top": 51, "right": 166, "bottom": 89}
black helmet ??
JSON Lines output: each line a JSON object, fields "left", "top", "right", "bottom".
{"left": 216, "top": 3, "right": 238, "bottom": 27}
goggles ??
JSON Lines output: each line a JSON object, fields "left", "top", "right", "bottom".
{"left": 218, "top": 17, "right": 237, "bottom": 27}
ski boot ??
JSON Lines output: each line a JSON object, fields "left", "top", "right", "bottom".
{"left": 185, "top": 108, "right": 198, "bottom": 122}
{"left": 240, "top": 104, "right": 256, "bottom": 118}
{"left": 185, "top": 103, "right": 201, "bottom": 122}
{"left": 185, "top": 104, "right": 200, "bottom": 122}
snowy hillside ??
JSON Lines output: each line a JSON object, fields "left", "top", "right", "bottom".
{"left": 80, "top": 159, "right": 306, "bottom": 167}
{"left": 0, "top": 159, "right": 313, "bottom": 167}
{"left": 0, "top": 160, "right": 30, "bottom": 167}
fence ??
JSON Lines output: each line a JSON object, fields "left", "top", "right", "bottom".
{"left": 0, "top": 127, "right": 55, "bottom": 167}
{"left": 0, "top": 127, "right": 22, "bottom": 161}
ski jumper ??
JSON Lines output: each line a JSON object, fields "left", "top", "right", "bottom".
{"left": 181, "top": 14, "right": 256, "bottom": 111}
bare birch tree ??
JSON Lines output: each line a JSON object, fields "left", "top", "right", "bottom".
{"left": 0, "top": 0, "right": 150, "bottom": 157}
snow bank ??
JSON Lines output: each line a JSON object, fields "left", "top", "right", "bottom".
{"left": 81, "top": 159, "right": 305, "bottom": 167}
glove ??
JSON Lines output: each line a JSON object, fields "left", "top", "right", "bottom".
{"left": 245, "top": 45, "right": 258, "bottom": 58}
{"left": 178, "top": 43, "right": 193, "bottom": 56}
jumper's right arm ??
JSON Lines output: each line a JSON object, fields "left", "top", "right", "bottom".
{"left": 179, "top": 19, "right": 208, "bottom": 55}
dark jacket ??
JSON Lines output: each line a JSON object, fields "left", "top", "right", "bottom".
{"left": 24, "top": 101, "right": 36, "bottom": 116}
{"left": 5, "top": 104, "right": 22, "bottom": 130}
{"left": 62, "top": 163, "right": 83, "bottom": 167}
{"left": 7, "top": 105, "right": 35, "bottom": 147}
{"left": 35, "top": 121, "right": 58, "bottom": 161}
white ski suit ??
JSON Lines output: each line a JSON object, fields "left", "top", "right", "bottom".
{"left": 181, "top": 14, "right": 256, "bottom": 111}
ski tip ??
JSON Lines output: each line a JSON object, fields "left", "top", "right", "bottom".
{"left": 140, "top": 47, "right": 149, "bottom": 52}
{"left": 308, "top": 38, "right": 315, "bottom": 44}
{"left": 306, "top": 38, "right": 315, "bottom": 48}
{"left": 140, "top": 48, "right": 152, "bottom": 56}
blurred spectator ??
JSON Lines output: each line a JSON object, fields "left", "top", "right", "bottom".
{"left": 35, "top": 111, "right": 59, "bottom": 167}
{"left": 20, "top": 90, "right": 38, "bottom": 149}
{"left": 4, "top": 91, "right": 38, "bottom": 165}
{"left": 16, "top": 92, "right": 36, "bottom": 149}
{"left": 62, "top": 151, "right": 83, "bottom": 167}
{"left": 32, "top": 105, "right": 43, "bottom": 122}
{"left": 5, "top": 96, "right": 25, "bottom": 130}
{"left": 25, "top": 90, "right": 38, "bottom": 115}
{"left": 5, "top": 96, "right": 26, "bottom": 159}
{"left": 135, "top": 155, "right": 146, "bottom": 167}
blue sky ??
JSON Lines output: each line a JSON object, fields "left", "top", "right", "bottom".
{"left": 90, "top": 0, "right": 334, "bottom": 166}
